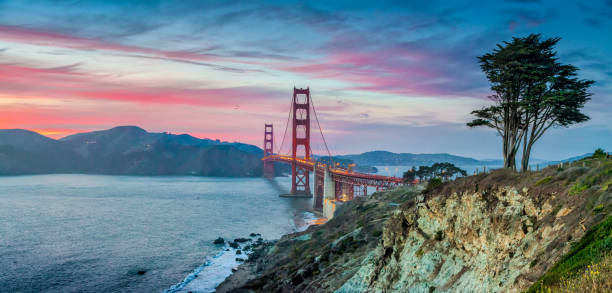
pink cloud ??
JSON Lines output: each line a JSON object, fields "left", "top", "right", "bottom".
{"left": 0, "top": 26, "right": 157, "bottom": 54}
{"left": 274, "top": 30, "right": 490, "bottom": 98}
{"left": 282, "top": 49, "right": 459, "bottom": 96}
{"left": 0, "top": 63, "right": 285, "bottom": 110}
{"left": 0, "top": 25, "right": 234, "bottom": 64}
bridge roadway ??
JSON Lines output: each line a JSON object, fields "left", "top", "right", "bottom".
{"left": 262, "top": 155, "right": 403, "bottom": 189}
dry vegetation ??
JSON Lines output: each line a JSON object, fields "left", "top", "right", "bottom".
{"left": 221, "top": 154, "right": 612, "bottom": 292}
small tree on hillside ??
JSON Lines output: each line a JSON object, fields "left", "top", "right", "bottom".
{"left": 416, "top": 165, "right": 431, "bottom": 181}
{"left": 408, "top": 163, "right": 466, "bottom": 182}
{"left": 403, "top": 167, "right": 417, "bottom": 183}
{"left": 592, "top": 148, "right": 606, "bottom": 159}
{"left": 430, "top": 162, "right": 467, "bottom": 181}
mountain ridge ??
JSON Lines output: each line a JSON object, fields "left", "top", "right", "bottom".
{"left": 338, "top": 150, "right": 488, "bottom": 167}
{"left": 0, "top": 126, "right": 265, "bottom": 176}
{"left": 1, "top": 127, "right": 588, "bottom": 176}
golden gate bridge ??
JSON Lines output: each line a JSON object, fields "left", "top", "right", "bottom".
{"left": 262, "top": 87, "right": 403, "bottom": 217}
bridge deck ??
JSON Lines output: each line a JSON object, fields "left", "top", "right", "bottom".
{"left": 262, "top": 155, "right": 403, "bottom": 186}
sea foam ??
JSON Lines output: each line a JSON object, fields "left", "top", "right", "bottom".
{"left": 166, "top": 211, "right": 318, "bottom": 293}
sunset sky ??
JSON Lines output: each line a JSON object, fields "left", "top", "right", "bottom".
{"left": 0, "top": 0, "right": 610, "bottom": 160}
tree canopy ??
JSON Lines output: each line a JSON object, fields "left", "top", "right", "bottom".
{"left": 403, "top": 162, "right": 467, "bottom": 183}
{"left": 468, "top": 34, "right": 593, "bottom": 171}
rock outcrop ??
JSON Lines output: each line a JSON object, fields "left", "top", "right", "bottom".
{"left": 218, "top": 158, "right": 612, "bottom": 293}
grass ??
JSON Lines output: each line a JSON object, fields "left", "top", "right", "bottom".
{"left": 601, "top": 178, "right": 612, "bottom": 192}
{"left": 593, "top": 204, "right": 605, "bottom": 213}
{"left": 526, "top": 215, "right": 612, "bottom": 292}
{"left": 536, "top": 176, "right": 553, "bottom": 186}
{"left": 530, "top": 254, "right": 612, "bottom": 293}
{"left": 569, "top": 182, "right": 590, "bottom": 195}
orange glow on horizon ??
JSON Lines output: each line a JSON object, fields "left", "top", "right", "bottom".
{"left": 31, "top": 128, "right": 80, "bottom": 139}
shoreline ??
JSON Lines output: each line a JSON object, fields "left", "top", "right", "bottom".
{"left": 214, "top": 211, "right": 326, "bottom": 293}
{"left": 214, "top": 241, "right": 274, "bottom": 293}
{"left": 165, "top": 210, "right": 326, "bottom": 293}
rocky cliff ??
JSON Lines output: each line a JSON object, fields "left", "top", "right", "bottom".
{"left": 218, "top": 156, "right": 612, "bottom": 292}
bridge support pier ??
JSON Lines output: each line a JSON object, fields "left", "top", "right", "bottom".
{"left": 322, "top": 168, "right": 336, "bottom": 219}
{"left": 314, "top": 164, "right": 324, "bottom": 210}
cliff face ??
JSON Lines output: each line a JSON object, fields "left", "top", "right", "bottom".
{"left": 340, "top": 186, "right": 566, "bottom": 292}
{"left": 219, "top": 158, "right": 612, "bottom": 293}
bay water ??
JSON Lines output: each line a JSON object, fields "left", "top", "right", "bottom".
{"left": 0, "top": 174, "right": 313, "bottom": 293}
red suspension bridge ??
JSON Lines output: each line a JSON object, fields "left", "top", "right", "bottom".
{"left": 262, "top": 87, "right": 403, "bottom": 213}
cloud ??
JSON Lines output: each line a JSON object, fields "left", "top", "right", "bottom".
{"left": 504, "top": 7, "right": 556, "bottom": 32}
{"left": 0, "top": 25, "right": 281, "bottom": 72}
{"left": 280, "top": 33, "right": 491, "bottom": 97}
{"left": 0, "top": 0, "right": 610, "bottom": 159}
{"left": 0, "top": 62, "right": 285, "bottom": 110}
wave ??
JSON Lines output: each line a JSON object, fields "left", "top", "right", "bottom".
{"left": 296, "top": 211, "right": 318, "bottom": 232}
{"left": 164, "top": 247, "right": 241, "bottom": 293}
{"left": 165, "top": 211, "right": 319, "bottom": 293}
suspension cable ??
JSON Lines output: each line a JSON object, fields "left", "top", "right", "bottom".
{"left": 276, "top": 92, "right": 293, "bottom": 155}
{"left": 310, "top": 92, "right": 333, "bottom": 166}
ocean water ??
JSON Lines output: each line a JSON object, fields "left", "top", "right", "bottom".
{"left": 0, "top": 174, "right": 313, "bottom": 293}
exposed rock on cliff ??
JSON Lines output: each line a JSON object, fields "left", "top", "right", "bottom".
{"left": 218, "top": 157, "right": 612, "bottom": 293}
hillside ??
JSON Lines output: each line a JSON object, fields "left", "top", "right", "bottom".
{"left": 338, "top": 150, "right": 490, "bottom": 167}
{"left": 218, "top": 155, "right": 612, "bottom": 292}
{"left": 0, "top": 126, "right": 266, "bottom": 176}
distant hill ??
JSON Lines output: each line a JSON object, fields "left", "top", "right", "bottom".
{"left": 314, "top": 155, "right": 378, "bottom": 173}
{"left": 337, "top": 150, "right": 486, "bottom": 167}
{"left": 336, "top": 150, "right": 595, "bottom": 172}
{"left": 1, "top": 128, "right": 589, "bottom": 176}
{"left": 547, "top": 153, "right": 592, "bottom": 164}
{"left": 0, "top": 126, "right": 266, "bottom": 176}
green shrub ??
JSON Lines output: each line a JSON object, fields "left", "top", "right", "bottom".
{"left": 536, "top": 176, "right": 553, "bottom": 186}
{"left": 601, "top": 178, "right": 612, "bottom": 191}
{"left": 592, "top": 148, "right": 607, "bottom": 159}
{"left": 593, "top": 204, "right": 605, "bottom": 213}
{"left": 569, "top": 182, "right": 590, "bottom": 195}
{"left": 426, "top": 177, "right": 443, "bottom": 191}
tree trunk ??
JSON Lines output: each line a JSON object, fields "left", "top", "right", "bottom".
{"left": 521, "top": 141, "right": 534, "bottom": 172}
{"left": 506, "top": 147, "right": 517, "bottom": 170}
{"left": 521, "top": 147, "right": 530, "bottom": 172}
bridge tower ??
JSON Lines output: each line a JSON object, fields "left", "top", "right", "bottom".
{"left": 291, "top": 87, "right": 311, "bottom": 195}
{"left": 263, "top": 124, "right": 274, "bottom": 177}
